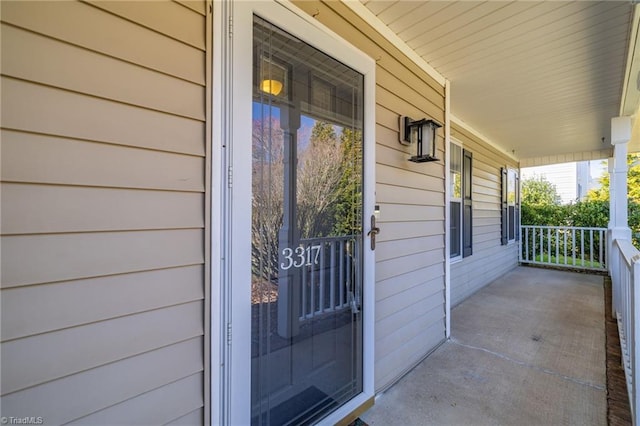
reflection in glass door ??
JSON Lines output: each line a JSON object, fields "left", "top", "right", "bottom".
{"left": 251, "top": 16, "right": 364, "bottom": 425}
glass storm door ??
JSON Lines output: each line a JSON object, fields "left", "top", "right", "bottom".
{"left": 250, "top": 16, "right": 364, "bottom": 425}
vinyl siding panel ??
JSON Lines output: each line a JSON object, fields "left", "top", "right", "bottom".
{"left": 1, "top": 266, "right": 204, "bottom": 341}
{"left": 294, "top": 0, "right": 447, "bottom": 392}
{"left": 2, "top": 230, "right": 204, "bottom": 288}
{"left": 1, "top": 131, "right": 204, "bottom": 191}
{"left": 2, "top": 184, "right": 204, "bottom": 234}
{"left": 66, "top": 374, "right": 204, "bottom": 425}
{"left": 166, "top": 408, "right": 205, "bottom": 426}
{"left": 0, "top": 1, "right": 208, "bottom": 423}
{"left": 450, "top": 123, "right": 519, "bottom": 306}
{"left": 3, "top": 301, "right": 203, "bottom": 395}
{"left": 1, "top": 24, "right": 205, "bottom": 120}
{"left": 84, "top": 1, "right": 206, "bottom": 50}
{"left": 0, "top": 1, "right": 205, "bottom": 84}
{"left": 2, "top": 77, "right": 204, "bottom": 155}
{"left": 0, "top": 339, "right": 203, "bottom": 426}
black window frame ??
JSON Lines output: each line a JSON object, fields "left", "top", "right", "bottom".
{"left": 501, "top": 167, "right": 520, "bottom": 245}
{"left": 449, "top": 145, "right": 472, "bottom": 259}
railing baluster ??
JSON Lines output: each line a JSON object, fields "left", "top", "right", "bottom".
{"left": 532, "top": 227, "right": 536, "bottom": 263}
{"left": 330, "top": 240, "right": 336, "bottom": 311}
{"left": 539, "top": 227, "right": 543, "bottom": 263}
{"left": 555, "top": 228, "right": 559, "bottom": 264}
{"left": 346, "top": 241, "right": 352, "bottom": 308}
{"left": 525, "top": 227, "right": 529, "bottom": 261}
{"left": 301, "top": 258, "right": 307, "bottom": 320}
{"left": 572, "top": 229, "right": 576, "bottom": 266}
{"left": 564, "top": 228, "right": 568, "bottom": 265}
{"left": 589, "top": 229, "right": 594, "bottom": 267}
{"left": 600, "top": 230, "right": 604, "bottom": 269}
{"left": 547, "top": 227, "right": 551, "bottom": 264}
{"left": 581, "top": 229, "right": 585, "bottom": 267}
{"left": 340, "top": 240, "right": 345, "bottom": 307}
{"left": 310, "top": 243, "right": 316, "bottom": 317}
{"left": 319, "top": 240, "right": 325, "bottom": 313}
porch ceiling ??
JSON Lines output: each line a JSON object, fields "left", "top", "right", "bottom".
{"left": 358, "top": 0, "right": 638, "bottom": 164}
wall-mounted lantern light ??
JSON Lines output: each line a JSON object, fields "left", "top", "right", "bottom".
{"left": 399, "top": 116, "right": 442, "bottom": 163}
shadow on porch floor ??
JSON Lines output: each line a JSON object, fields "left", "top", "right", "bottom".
{"left": 361, "top": 266, "right": 621, "bottom": 425}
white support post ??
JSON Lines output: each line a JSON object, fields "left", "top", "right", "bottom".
{"left": 634, "top": 259, "right": 640, "bottom": 424}
{"left": 610, "top": 116, "right": 633, "bottom": 242}
{"left": 610, "top": 116, "right": 634, "bottom": 323}
{"left": 608, "top": 157, "right": 615, "bottom": 275}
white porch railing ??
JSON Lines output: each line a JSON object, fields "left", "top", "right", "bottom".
{"left": 611, "top": 237, "right": 640, "bottom": 423}
{"left": 298, "top": 235, "right": 361, "bottom": 320}
{"left": 520, "top": 226, "right": 607, "bottom": 272}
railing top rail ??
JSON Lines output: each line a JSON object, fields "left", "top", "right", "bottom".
{"left": 521, "top": 225, "right": 607, "bottom": 232}
{"left": 300, "top": 235, "right": 360, "bottom": 243}
{"left": 614, "top": 238, "right": 640, "bottom": 267}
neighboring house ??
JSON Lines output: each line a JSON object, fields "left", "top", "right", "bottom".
{"left": 522, "top": 160, "right": 607, "bottom": 204}
{"left": 0, "top": 1, "right": 637, "bottom": 425}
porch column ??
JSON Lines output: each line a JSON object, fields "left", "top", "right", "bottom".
{"left": 609, "top": 116, "right": 633, "bottom": 318}
{"left": 610, "top": 116, "right": 632, "bottom": 241}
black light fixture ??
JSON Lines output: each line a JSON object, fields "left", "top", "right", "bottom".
{"left": 399, "top": 116, "right": 442, "bottom": 163}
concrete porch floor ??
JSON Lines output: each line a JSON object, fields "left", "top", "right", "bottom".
{"left": 361, "top": 266, "right": 607, "bottom": 425}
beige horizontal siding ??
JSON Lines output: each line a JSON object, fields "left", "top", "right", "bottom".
{"left": 375, "top": 320, "right": 444, "bottom": 391}
{"left": 1, "top": 184, "right": 204, "bottom": 234}
{"left": 376, "top": 235, "right": 444, "bottom": 262}
{"left": 377, "top": 299, "right": 444, "bottom": 360}
{"left": 166, "top": 408, "right": 204, "bottom": 426}
{"left": 0, "top": 0, "right": 205, "bottom": 84}
{"left": 176, "top": 0, "right": 207, "bottom": 16}
{"left": 1, "top": 24, "right": 205, "bottom": 120}
{"left": 1, "top": 266, "right": 204, "bottom": 341}
{"left": 1, "top": 131, "right": 204, "bottom": 191}
{"left": 376, "top": 284, "right": 442, "bottom": 339}
{"left": 67, "top": 373, "right": 204, "bottom": 425}
{"left": 376, "top": 221, "right": 444, "bottom": 243}
{"left": 85, "top": 1, "right": 206, "bottom": 50}
{"left": 3, "top": 301, "right": 203, "bottom": 394}
{"left": 376, "top": 273, "right": 444, "bottom": 320}
{"left": 0, "top": 338, "right": 203, "bottom": 425}
{"left": 375, "top": 203, "right": 443, "bottom": 223}
{"left": 376, "top": 249, "right": 444, "bottom": 283}
{"left": 293, "top": 0, "right": 447, "bottom": 392}
{"left": 450, "top": 122, "right": 520, "bottom": 306}
{"left": 2, "top": 229, "right": 204, "bottom": 288}
{"left": 376, "top": 263, "right": 443, "bottom": 303}
{"left": 2, "top": 78, "right": 204, "bottom": 155}
{"left": 0, "top": 1, "right": 208, "bottom": 423}
{"left": 376, "top": 183, "right": 444, "bottom": 206}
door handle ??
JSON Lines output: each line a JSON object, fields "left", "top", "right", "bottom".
{"left": 367, "top": 214, "right": 380, "bottom": 250}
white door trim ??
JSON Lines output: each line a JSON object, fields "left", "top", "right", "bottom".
{"left": 212, "top": 1, "right": 376, "bottom": 424}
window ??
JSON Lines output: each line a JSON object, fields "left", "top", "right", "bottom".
{"left": 501, "top": 167, "right": 520, "bottom": 245}
{"left": 450, "top": 143, "right": 472, "bottom": 259}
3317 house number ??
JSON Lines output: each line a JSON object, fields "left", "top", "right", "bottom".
{"left": 281, "top": 245, "right": 322, "bottom": 270}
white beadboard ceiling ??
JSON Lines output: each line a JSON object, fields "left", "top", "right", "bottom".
{"left": 359, "top": 0, "right": 638, "bottom": 164}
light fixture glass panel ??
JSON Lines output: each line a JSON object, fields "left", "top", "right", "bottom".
{"left": 409, "top": 125, "right": 419, "bottom": 145}
{"left": 421, "top": 122, "right": 434, "bottom": 155}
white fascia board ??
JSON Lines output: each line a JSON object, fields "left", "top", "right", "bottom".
{"left": 342, "top": 0, "right": 446, "bottom": 87}
{"left": 620, "top": 4, "right": 640, "bottom": 117}
{"left": 451, "top": 114, "right": 519, "bottom": 163}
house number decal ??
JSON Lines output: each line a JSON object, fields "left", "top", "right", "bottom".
{"left": 280, "top": 245, "right": 322, "bottom": 270}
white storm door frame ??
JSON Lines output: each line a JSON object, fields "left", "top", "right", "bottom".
{"left": 212, "top": 1, "right": 376, "bottom": 425}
